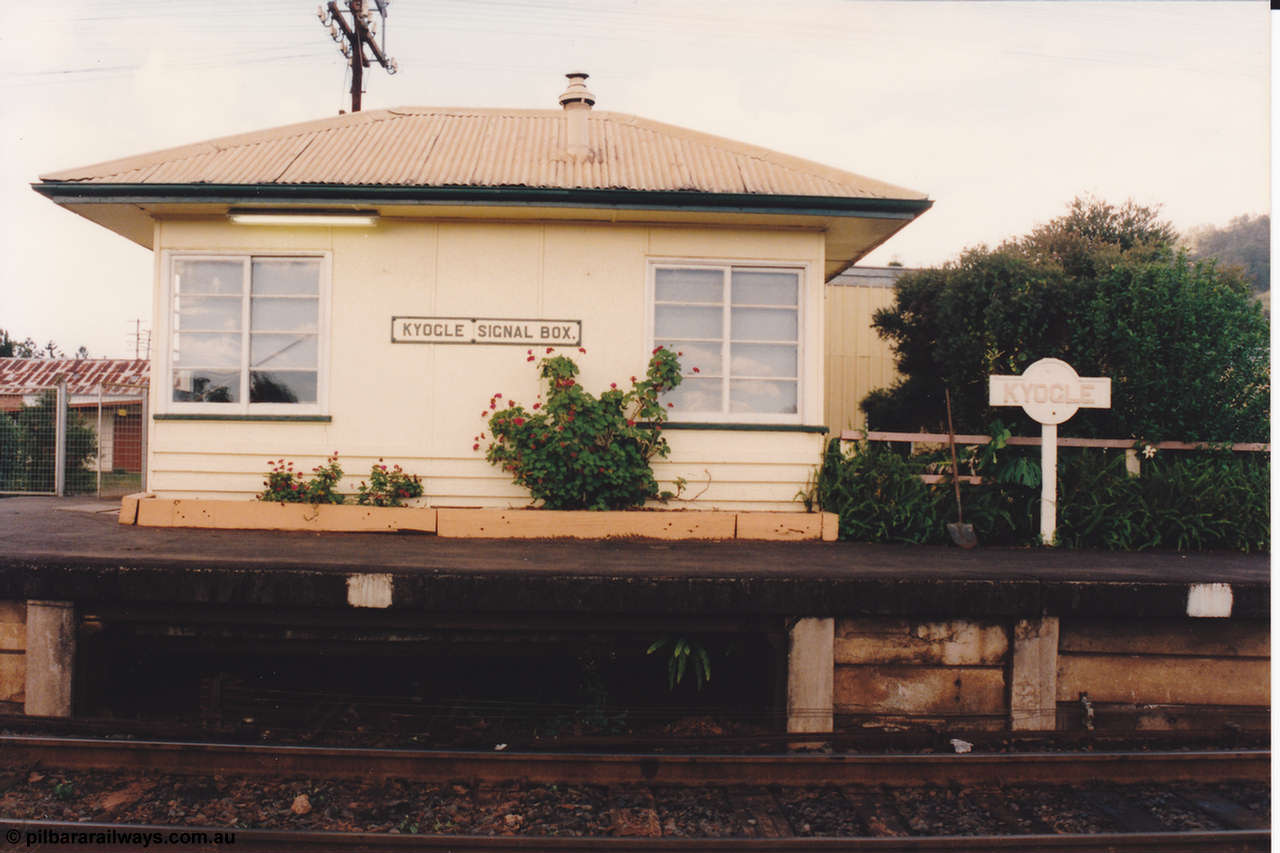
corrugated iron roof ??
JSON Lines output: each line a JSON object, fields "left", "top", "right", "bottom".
{"left": 828, "top": 265, "right": 915, "bottom": 288}
{"left": 0, "top": 358, "right": 149, "bottom": 395}
{"left": 39, "top": 108, "right": 927, "bottom": 202}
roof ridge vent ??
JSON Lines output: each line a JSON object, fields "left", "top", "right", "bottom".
{"left": 558, "top": 72, "right": 595, "bottom": 160}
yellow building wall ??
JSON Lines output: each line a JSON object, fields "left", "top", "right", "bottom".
{"left": 823, "top": 284, "right": 899, "bottom": 433}
{"left": 147, "top": 218, "right": 827, "bottom": 511}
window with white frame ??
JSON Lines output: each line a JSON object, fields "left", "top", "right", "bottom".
{"left": 652, "top": 264, "right": 801, "bottom": 421}
{"left": 169, "top": 255, "right": 324, "bottom": 411}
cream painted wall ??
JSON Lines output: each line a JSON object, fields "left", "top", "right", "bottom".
{"left": 148, "top": 217, "right": 827, "bottom": 510}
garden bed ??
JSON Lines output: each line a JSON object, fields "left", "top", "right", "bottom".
{"left": 120, "top": 495, "right": 837, "bottom": 541}
{"left": 121, "top": 494, "right": 436, "bottom": 533}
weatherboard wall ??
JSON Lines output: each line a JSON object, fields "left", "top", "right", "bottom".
{"left": 146, "top": 217, "right": 826, "bottom": 509}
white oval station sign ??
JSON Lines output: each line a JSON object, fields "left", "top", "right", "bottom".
{"left": 989, "top": 357, "right": 1111, "bottom": 425}
{"left": 988, "top": 357, "right": 1112, "bottom": 547}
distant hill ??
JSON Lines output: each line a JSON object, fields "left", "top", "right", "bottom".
{"left": 1183, "top": 213, "right": 1269, "bottom": 294}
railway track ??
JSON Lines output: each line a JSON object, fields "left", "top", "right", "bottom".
{"left": 0, "top": 822, "right": 1268, "bottom": 852}
{"left": 0, "top": 736, "right": 1268, "bottom": 851}
{"left": 0, "top": 735, "right": 1268, "bottom": 786}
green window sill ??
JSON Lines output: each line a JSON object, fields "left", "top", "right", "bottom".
{"left": 153, "top": 414, "right": 332, "bottom": 423}
{"left": 641, "top": 422, "right": 828, "bottom": 434}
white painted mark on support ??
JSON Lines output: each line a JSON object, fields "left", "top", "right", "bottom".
{"left": 1186, "top": 583, "right": 1232, "bottom": 618}
{"left": 347, "top": 573, "right": 393, "bottom": 609}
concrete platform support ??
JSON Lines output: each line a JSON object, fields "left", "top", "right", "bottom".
{"left": 1010, "top": 617, "right": 1059, "bottom": 731}
{"left": 787, "top": 617, "right": 834, "bottom": 734}
{"left": 24, "top": 600, "right": 75, "bottom": 718}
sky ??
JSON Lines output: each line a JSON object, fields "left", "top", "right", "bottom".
{"left": 0, "top": 0, "right": 1270, "bottom": 359}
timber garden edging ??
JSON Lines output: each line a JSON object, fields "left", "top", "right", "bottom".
{"left": 119, "top": 494, "right": 838, "bottom": 541}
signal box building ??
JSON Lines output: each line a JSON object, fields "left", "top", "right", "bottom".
{"left": 16, "top": 80, "right": 1269, "bottom": 737}
{"left": 34, "top": 74, "right": 930, "bottom": 509}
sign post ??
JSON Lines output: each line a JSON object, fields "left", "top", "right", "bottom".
{"left": 988, "top": 358, "right": 1111, "bottom": 545}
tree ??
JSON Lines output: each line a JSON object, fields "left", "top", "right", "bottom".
{"left": 1, "top": 391, "right": 98, "bottom": 493}
{"left": 863, "top": 197, "right": 1270, "bottom": 443}
{"left": 0, "top": 330, "right": 40, "bottom": 358}
{"left": 1184, "top": 213, "right": 1269, "bottom": 294}
{"left": 0, "top": 330, "right": 86, "bottom": 359}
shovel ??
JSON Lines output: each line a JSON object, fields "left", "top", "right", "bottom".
{"left": 944, "top": 389, "right": 978, "bottom": 549}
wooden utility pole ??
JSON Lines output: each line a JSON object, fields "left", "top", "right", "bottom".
{"left": 318, "top": 0, "right": 397, "bottom": 113}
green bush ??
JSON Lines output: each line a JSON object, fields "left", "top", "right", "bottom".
{"left": 865, "top": 197, "right": 1269, "bottom": 443}
{"left": 813, "top": 439, "right": 942, "bottom": 544}
{"left": 646, "top": 635, "right": 712, "bottom": 691}
{"left": 1057, "top": 448, "right": 1269, "bottom": 552}
{"left": 479, "top": 347, "right": 685, "bottom": 510}
{"left": 814, "top": 438, "right": 1268, "bottom": 552}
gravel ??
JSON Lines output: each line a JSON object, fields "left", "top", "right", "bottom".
{"left": 1, "top": 766, "right": 1266, "bottom": 839}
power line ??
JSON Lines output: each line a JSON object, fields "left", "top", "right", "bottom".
{"left": 127, "top": 320, "right": 151, "bottom": 360}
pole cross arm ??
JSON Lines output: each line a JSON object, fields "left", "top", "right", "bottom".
{"left": 362, "top": 32, "right": 389, "bottom": 68}
{"left": 327, "top": 1, "right": 355, "bottom": 40}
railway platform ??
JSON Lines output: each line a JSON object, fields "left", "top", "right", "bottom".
{"left": 0, "top": 497, "right": 1269, "bottom": 738}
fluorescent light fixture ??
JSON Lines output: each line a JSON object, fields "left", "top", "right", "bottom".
{"left": 228, "top": 209, "right": 379, "bottom": 227}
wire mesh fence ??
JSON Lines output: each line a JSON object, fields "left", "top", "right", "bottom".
{"left": 0, "top": 381, "right": 147, "bottom": 497}
{"left": 94, "top": 382, "right": 148, "bottom": 498}
{"left": 0, "top": 388, "right": 62, "bottom": 495}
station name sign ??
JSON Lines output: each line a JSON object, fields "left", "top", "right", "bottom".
{"left": 392, "top": 317, "right": 582, "bottom": 346}
{"left": 989, "top": 357, "right": 1112, "bottom": 546}
{"left": 989, "top": 358, "right": 1110, "bottom": 426}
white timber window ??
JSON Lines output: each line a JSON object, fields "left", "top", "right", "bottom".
{"left": 650, "top": 263, "right": 803, "bottom": 423}
{"left": 166, "top": 254, "right": 328, "bottom": 414}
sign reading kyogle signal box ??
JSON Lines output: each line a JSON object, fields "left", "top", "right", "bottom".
{"left": 392, "top": 317, "right": 582, "bottom": 346}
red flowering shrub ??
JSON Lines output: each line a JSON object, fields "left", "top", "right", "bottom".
{"left": 479, "top": 347, "right": 686, "bottom": 510}
{"left": 356, "top": 459, "right": 425, "bottom": 507}
{"left": 258, "top": 453, "right": 345, "bottom": 504}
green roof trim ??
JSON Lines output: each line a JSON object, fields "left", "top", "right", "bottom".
{"left": 31, "top": 182, "right": 933, "bottom": 219}
{"left": 640, "top": 422, "right": 829, "bottom": 434}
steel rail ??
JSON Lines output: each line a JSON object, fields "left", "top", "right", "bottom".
{"left": 0, "top": 713, "right": 1266, "bottom": 750}
{"left": 0, "top": 820, "right": 1269, "bottom": 852}
{"left": 0, "top": 736, "right": 1267, "bottom": 787}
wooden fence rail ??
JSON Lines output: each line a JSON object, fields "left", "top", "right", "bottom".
{"left": 839, "top": 430, "right": 1269, "bottom": 452}
{"left": 837, "top": 430, "right": 1269, "bottom": 485}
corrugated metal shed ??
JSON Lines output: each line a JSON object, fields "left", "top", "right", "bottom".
{"left": 40, "top": 108, "right": 926, "bottom": 202}
{"left": 824, "top": 266, "right": 915, "bottom": 430}
{"left": 0, "top": 358, "right": 149, "bottom": 395}
{"left": 827, "top": 265, "right": 913, "bottom": 288}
